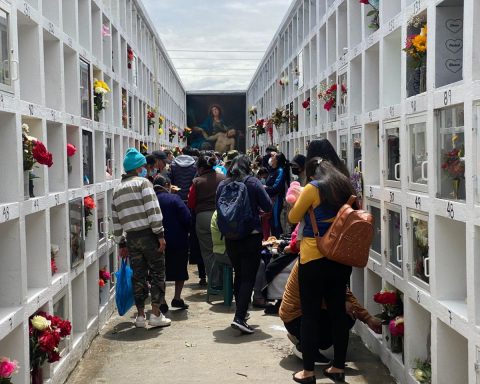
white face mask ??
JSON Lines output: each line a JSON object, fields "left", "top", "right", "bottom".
{"left": 268, "top": 158, "right": 274, "bottom": 167}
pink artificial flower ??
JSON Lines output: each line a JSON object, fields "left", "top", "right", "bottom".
{"left": 359, "top": 0, "right": 370, "bottom": 4}
{"left": 389, "top": 316, "right": 404, "bottom": 337}
{"left": 0, "top": 357, "right": 18, "bottom": 378}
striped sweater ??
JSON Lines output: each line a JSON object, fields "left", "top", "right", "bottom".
{"left": 112, "top": 174, "right": 164, "bottom": 243}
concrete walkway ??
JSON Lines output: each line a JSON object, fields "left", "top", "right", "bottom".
{"left": 66, "top": 267, "right": 396, "bottom": 384}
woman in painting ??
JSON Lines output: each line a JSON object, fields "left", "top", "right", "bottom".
{"left": 191, "top": 105, "right": 235, "bottom": 150}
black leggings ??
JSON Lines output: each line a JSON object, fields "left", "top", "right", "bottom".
{"left": 298, "top": 258, "right": 352, "bottom": 371}
{"left": 226, "top": 234, "right": 263, "bottom": 320}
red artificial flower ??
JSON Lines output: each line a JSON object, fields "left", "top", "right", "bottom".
{"left": 49, "top": 315, "right": 62, "bottom": 328}
{"left": 47, "top": 350, "right": 61, "bottom": 363}
{"left": 374, "top": 291, "right": 398, "bottom": 305}
{"left": 39, "top": 331, "right": 60, "bottom": 352}
{"left": 51, "top": 258, "right": 58, "bottom": 274}
{"left": 359, "top": 0, "right": 369, "bottom": 4}
{"left": 341, "top": 84, "right": 347, "bottom": 94}
{"left": 84, "top": 196, "right": 96, "bottom": 210}
{"left": 324, "top": 98, "right": 335, "bottom": 111}
{"left": 147, "top": 111, "right": 155, "bottom": 119}
{"left": 67, "top": 143, "right": 77, "bottom": 157}
{"left": 58, "top": 320, "right": 72, "bottom": 337}
{"left": 98, "top": 279, "right": 105, "bottom": 287}
{"left": 326, "top": 83, "right": 337, "bottom": 94}
{"left": 32, "top": 141, "right": 53, "bottom": 167}
{"left": 302, "top": 98, "right": 311, "bottom": 109}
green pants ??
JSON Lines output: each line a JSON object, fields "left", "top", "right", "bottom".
{"left": 126, "top": 230, "right": 166, "bottom": 309}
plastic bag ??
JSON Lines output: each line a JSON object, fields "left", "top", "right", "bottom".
{"left": 115, "top": 258, "right": 134, "bottom": 316}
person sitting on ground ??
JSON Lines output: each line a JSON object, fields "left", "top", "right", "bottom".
{"left": 154, "top": 175, "right": 191, "bottom": 311}
{"left": 280, "top": 261, "right": 382, "bottom": 364}
{"left": 112, "top": 148, "right": 171, "bottom": 328}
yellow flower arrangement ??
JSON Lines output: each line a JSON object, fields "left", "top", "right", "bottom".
{"left": 93, "top": 79, "right": 110, "bottom": 94}
{"left": 412, "top": 26, "right": 427, "bottom": 52}
{"left": 404, "top": 19, "right": 427, "bottom": 66}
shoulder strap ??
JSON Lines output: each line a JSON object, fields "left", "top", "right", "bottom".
{"left": 309, "top": 208, "right": 320, "bottom": 238}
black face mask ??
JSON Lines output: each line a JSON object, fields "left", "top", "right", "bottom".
{"left": 291, "top": 168, "right": 301, "bottom": 175}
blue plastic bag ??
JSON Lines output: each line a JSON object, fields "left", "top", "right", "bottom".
{"left": 115, "top": 258, "right": 134, "bottom": 316}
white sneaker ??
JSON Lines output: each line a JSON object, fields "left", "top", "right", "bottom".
{"left": 149, "top": 313, "right": 171, "bottom": 328}
{"left": 135, "top": 315, "right": 146, "bottom": 328}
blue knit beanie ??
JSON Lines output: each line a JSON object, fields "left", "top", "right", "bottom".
{"left": 123, "top": 148, "right": 146, "bottom": 172}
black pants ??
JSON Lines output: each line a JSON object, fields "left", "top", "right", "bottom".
{"left": 284, "top": 312, "right": 356, "bottom": 351}
{"left": 298, "top": 258, "right": 352, "bottom": 371}
{"left": 226, "top": 233, "right": 263, "bottom": 320}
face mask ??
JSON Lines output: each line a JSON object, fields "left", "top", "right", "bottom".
{"left": 148, "top": 168, "right": 158, "bottom": 177}
{"left": 268, "top": 158, "right": 274, "bottom": 167}
{"left": 291, "top": 168, "right": 300, "bottom": 175}
{"left": 138, "top": 168, "right": 147, "bottom": 178}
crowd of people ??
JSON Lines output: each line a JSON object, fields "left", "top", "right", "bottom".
{"left": 111, "top": 139, "right": 382, "bottom": 383}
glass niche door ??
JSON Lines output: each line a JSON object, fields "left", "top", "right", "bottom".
{"left": 0, "top": 2, "right": 13, "bottom": 93}
{"left": 407, "top": 115, "right": 428, "bottom": 193}
{"left": 384, "top": 121, "right": 401, "bottom": 188}
{"left": 366, "top": 199, "right": 382, "bottom": 262}
{"left": 408, "top": 211, "right": 430, "bottom": 290}
{"left": 437, "top": 104, "right": 465, "bottom": 200}
{"left": 385, "top": 203, "right": 403, "bottom": 276}
{"left": 338, "top": 129, "right": 349, "bottom": 166}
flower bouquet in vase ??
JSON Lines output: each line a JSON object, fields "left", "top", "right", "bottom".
{"left": 441, "top": 134, "right": 465, "bottom": 200}
{"left": 84, "top": 196, "right": 96, "bottom": 238}
{"left": 404, "top": 16, "right": 427, "bottom": 97}
{"left": 388, "top": 316, "right": 404, "bottom": 354}
{"left": 0, "top": 357, "right": 19, "bottom": 384}
{"left": 373, "top": 290, "right": 403, "bottom": 352}
{"left": 22, "top": 124, "right": 53, "bottom": 199}
{"left": 93, "top": 79, "right": 111, "bottom": 121}
{"left": 29, "top": 313, "right": 71, "bottom": 384}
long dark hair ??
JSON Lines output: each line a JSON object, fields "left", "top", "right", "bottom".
{"left": 227, "top": 155, "right": 252, "bottom": 181}
{"left": 273, "top": 152, "right": 291, "bottom": 187}
{"left": 306, "top": 139, "right": 349, "bottom": 177}
{"left": 309, "top": 158, "right": 355, "bottom": 210}
{"left": 196, "top": 152, "right": 216, "bottom": 171}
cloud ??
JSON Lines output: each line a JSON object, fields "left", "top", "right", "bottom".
{"left": 142, "top": 0, "right": 292, "bottom": 91}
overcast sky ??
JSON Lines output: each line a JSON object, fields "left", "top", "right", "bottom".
{"left": 142, "top": 0, "right": 292, "bottom": 91}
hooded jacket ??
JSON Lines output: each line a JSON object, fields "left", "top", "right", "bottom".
{"left": 168, "top": 155, "right": 197, "bottom": 201}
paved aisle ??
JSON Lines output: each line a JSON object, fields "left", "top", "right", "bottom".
{"left": 66, "top": 266, "right": 395, "bottom": 384}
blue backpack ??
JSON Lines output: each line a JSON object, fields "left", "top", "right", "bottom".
{"left": 217, "top": 177, "right": 254, "bottom": 240}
